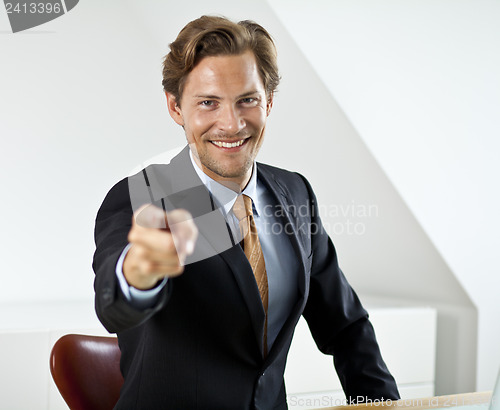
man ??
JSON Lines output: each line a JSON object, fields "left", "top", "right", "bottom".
{"left": 93, "top": 15, "right": 400, "bottom": 409}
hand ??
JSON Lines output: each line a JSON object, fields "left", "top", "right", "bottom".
{"left": 123, "top": 204, "right": 198, "bottom": 290}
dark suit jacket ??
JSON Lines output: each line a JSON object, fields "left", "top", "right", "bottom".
{"left": 93, "top": 146, "right": 399, "bottom": 409}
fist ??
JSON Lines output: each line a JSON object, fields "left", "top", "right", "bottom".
{"left": 123, "top": 204, "right": 198, "bottom": 290}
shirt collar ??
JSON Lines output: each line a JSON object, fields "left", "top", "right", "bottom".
{"left": 189, "top": 148, "right": 259, "bottom": 216}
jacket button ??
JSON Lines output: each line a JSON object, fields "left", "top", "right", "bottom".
{"left": 102, "top": 288, "right": 112, "bottom": 303}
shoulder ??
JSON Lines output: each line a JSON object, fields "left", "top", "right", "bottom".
{"left": 97, "top": 177, "right": 130, "bottom": 218}
{"left": 101, "top": 146, "right": 191, "bottom": 210}
{"left": 98, "top": 162, "right": 172, "bottom": 217}
{"left": 257, "top": 162, "right": 305, "bottom": 183}
{"left": 257, "top": 162, "right": 314, "bottom": 197}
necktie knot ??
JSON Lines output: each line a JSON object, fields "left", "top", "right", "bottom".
{"left": 232, "top": 194, "right": 253, "bottom": 222}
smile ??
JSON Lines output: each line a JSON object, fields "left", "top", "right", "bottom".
{"left": 210, "top": 139, "right": 246, "bottom": 148}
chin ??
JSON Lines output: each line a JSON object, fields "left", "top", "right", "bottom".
{"left": 211, "top": 162, "right": 252, "bottom": 179}
{"left": 215, "top": 167, "right": 247, "bottom": 179}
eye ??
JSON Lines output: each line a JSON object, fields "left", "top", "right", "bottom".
{"left": 200, "top": 100, "right": 215, "bottom": 107}
{"left": 240, "top": 98, "right": 255, "bottom": 104}
{"left": 239, "top": 97, "right": 262, "bottom": 107}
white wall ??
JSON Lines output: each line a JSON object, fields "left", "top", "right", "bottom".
{"left": 0, "top": 0, "right": 495, "bottom": 401}
{"left": 0, "top": 0, "right": 184, "bottom": 303}
{"left": 267, "top": 0, "right": 500, "bottom": 393}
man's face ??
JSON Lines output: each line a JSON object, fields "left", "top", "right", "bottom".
{"left": 167, "top": 51, "right": 273, "bottom": 190}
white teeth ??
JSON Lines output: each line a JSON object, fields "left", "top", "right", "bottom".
{"left": 211, "top": 139, "right": 245, "bottom": 148}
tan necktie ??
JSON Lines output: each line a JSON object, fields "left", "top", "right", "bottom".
{"left": 232, "top": 194, "right": 269, "bottom": 356}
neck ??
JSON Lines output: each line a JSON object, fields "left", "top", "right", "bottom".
{"left": 193, "top": 156, "right": 252, "bottom": 193}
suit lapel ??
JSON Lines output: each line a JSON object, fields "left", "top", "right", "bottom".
{"left": 218, "top": 246, "right": 268, "bottom": 356}
{"left": 257, "top": 165, "right": 309, "bottom": 360}
{"left": 257, "top": 165, "right": 307, "bottom": 298}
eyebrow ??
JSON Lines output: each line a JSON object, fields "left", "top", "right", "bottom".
{"left": 194, "top": 90, "right": 260, "bottom": 100}
{"left": 238, "top": 91, "right": 260, "bottom": 98}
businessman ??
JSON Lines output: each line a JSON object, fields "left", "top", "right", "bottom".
{"left": 93, "top": 15, "right": 400, "bottom": 409}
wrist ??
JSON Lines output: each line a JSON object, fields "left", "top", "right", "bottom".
{"left": 123, "top": 256, "right": 161, "bottom": 290}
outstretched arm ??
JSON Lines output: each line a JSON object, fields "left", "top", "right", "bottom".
{"left": 93, "top": 178, "right": 197, "bottom": 333}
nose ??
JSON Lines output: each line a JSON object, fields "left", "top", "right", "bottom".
{"left": 217, "top": 104, "right": 245, "bottom": 135}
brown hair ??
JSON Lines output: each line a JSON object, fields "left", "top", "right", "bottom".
{"left": 162, "top": 15, "right": 280, "bottom": 104}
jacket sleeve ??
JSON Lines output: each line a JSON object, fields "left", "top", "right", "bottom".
{"left": 92, "top": 177, "right": 172, "bottom": 334}
{"left": 298, "top": 173, "right": 400, "bottom": 402}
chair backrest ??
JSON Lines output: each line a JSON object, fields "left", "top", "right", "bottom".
{"left": 50, "top": 334, "right": 124, "bottom": 410}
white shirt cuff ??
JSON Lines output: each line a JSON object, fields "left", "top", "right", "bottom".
{"left": 115, "top": 244, "right": 168, "bottom": 310}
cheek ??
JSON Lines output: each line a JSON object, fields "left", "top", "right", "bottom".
{"left": 187, "top": 112, "right": 217, "bottom": 138}
{"left": 246, "top": 107, "right": 267, "bottom": 127}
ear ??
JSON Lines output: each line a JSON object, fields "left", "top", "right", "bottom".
{"left": 266, "top": 92, "right": 274, "bottom": 116}
{"left": 165, "top": 92, "right": 184, "bottom": 126}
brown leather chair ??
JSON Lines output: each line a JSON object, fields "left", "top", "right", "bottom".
{"left": 50, "top": 334, "right": 124, "bottom": 410}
